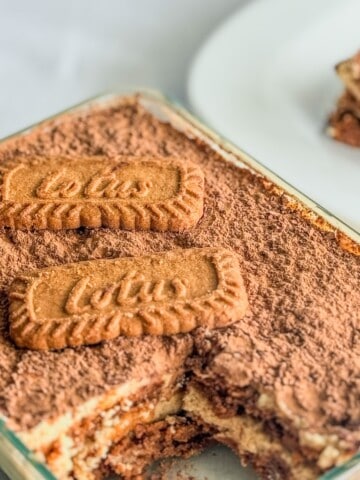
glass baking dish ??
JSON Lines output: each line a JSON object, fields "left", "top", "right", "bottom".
{"left": 0, "top": 89, "right": 359, "bottom": 480}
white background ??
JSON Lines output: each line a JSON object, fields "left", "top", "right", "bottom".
{"left": 0, "top": 0, "right": 249, "bottom": 138}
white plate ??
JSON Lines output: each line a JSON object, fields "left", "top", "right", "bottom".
{"left": 188, "top": 0, "right": 360, "bottom": 232}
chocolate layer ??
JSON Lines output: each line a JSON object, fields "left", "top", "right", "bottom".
{"left": 0, "top": 95, "right": 359, "bottom": 469}
{"left": 107, "top": 414, "right": 214, "bottom": 478}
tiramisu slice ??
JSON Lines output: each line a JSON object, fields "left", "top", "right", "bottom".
{"left": 0, "top": 94, "right": 359, "bottom": 480}
{"left": 328, "top": 90, "right": 360, "bottom": 147}
{"left": 328, "top": 51, "right": 360, "bottom": 146}
{"left": 336, "top": 51, "right": 360, "bottom": 103}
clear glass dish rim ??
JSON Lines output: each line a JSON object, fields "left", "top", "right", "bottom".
{"left": 0, "top": 88, "right": 358, "bottom": 480}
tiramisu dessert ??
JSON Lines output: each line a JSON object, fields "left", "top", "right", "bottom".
{"left": 328, "top": 50, "right": 360, "bottom": 146}
{"left": 0, "top": 93, "right": 359, "bottom": 480}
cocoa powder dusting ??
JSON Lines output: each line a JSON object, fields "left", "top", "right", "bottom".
{"left": 0, "top": 97, "right": 359, "bottom": 453}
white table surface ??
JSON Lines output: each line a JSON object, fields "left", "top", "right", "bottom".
{"left": 0, "top": 0, "right": 249, "bottom": 138}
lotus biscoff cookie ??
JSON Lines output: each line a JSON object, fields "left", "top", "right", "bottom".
{"left": 0, "top": 155, "right": 204, "bottom": 230}
{"left": 9, "top": 247, "right": 247, "bottom": 350}
{"left": 0, "top": 95, "right": 359, "bottom": 480}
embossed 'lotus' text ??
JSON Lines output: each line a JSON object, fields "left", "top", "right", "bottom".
{"left": 36, "top": 168, "right": 153, "bottom": 200}
{"left": 64, "top": 273, "right": 188, "bottom": 314}
{"left": 8, "top": 248, "right": 248, "bottom": 350}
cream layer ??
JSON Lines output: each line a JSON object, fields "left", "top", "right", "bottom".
{"left": 183, "top": 387, "right": 353, "bottom": 480}
{"left": 16, "top": 373, "right": 182, "bottom": 480}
